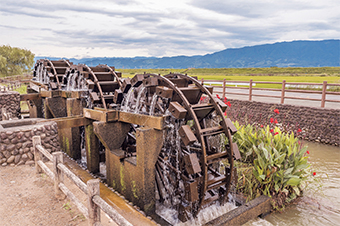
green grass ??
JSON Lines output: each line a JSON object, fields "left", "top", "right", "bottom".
{"left": 118, "top": 67, "right": 340, "bottom": 77}
{"left": 13, "top": 85, "right": 27, "bottom": 94}
{"left": 117, "top": 67, "right": 340, "bottom": 89}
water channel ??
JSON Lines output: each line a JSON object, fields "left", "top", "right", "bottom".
{"left": 246, "top": 141, "right": 340, "bottom": 226}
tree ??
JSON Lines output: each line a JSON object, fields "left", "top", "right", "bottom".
{"left": 0, "top": 45, "right": 35, "bottom": 77}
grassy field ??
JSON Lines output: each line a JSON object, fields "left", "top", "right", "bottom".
{"left": 13, "top": 85, "right": 29, "bottom": 111}
{"left": 118, "top": 67, "right": 340, "bottom": 90}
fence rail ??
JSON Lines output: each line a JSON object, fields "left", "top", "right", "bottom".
{"left": 202, "top": 79, "right": 340, "bottom": 108}
{"left": 32, "top": 136, "right": 132, "bottom": 226}
{"left": 0, "top": 82, "right": 22, "bottom": 91}
{"left": 0, "top": 74, "right": 32, "bottom": 91}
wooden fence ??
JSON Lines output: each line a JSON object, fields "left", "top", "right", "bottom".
{"left": 202, "top": 79, "right": 340, "bottom": 108}
{"left": 33, "top": 136, "right": 132, "bottom": 226}
{"left": 0, "top": 82, "right": 21, "bottom": 91}
{"left": 0, "top": 74, "right": 32, "bottom": 91}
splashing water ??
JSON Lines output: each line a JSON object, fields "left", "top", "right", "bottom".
{"left": 134, "top": 86, "right": 146, "bottom": 114}
{"left": 76, "top": 126, "right": 87, "bottom": 169}
{"left": 66, "top": 72, "right": 74, "bottom": 91}
{"left": 149, "top": 94, "right": 158, "bottom": 116}
{"left": 122, "top": 88, "right": 134, "bottom": 112}
{"left": 77, "top": 74, "right": 86, "bottom": 90}
{"left": 36, "top": 64, "right": 42, "bottom": 82}
{"left": 39, "top": 64, "right": 44, "bottom": 82}
{"left": 44, "top": 69, "right": 50, "bottom": 84}
{"left": 42, "top": 69, "right": 48, "bottom": 84}
{"left": 156, "top": 200, "right": 237, "bottom": 226}
{"left": 82, "top": 91, "right": 93, "bottom": 109}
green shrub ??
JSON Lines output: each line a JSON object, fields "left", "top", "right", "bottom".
{"left": 232, "top": 122, "right": 312, "bottom": 210}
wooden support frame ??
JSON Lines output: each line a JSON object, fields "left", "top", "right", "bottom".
{"left": 83, "top": 108, "right": 165, "bottom": 130}
{"left": 83, "top": 108, "right": 118, "bottom": 122}
{"left": 119, "top": 111, "right": 165, "bottom": 130}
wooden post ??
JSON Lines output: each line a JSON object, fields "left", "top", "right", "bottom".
{"left": 201, "top": 78, "right": 204, "bottom": 85}
{"left": 249, "top": 79, "right": 253, "bottom": 101}
{"left": 87, "top": 179, "right": 101, "bottom": 226}
{"left": 222, "top": 79, "right": 226, "bottom": 99}
{"left": 53, "top": 152, "right": 64, "bottom": 199}
{"left": 33, "top": 136, "right": 42, "bottom": 174}
{"left": 321, "top": 81, "right": 327, "bottom": 108}
{"left": 85, "top": 121, "right": 100, "bottom": 173}
{"left": 281, "top": 80, "right": 286, "bottom": 104}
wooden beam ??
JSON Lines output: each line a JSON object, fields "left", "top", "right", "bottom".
{"left": 83, "top": 108, "right": 118, "bottom": 122}
{"left": 30, "top": 81, "right": 49, "bottom": 92}
{"left": 118, "top": 111, "right": 165, "bottom": 130}
{"left": 56, "top": 117, "right": 85, "bottom": 129}
{"left": 40, "top": 90, "right": 60, "bottom": 98}
{"left": 204, "top": 195, "right": 271, "bottom": 226}
{"left": 61, "top": 90, "right": 82, "bottom": 99}
{"left": 20, "top": 93, "right": 41, "bottom": 101}
{"left": 40, "top": 117, "right": 86, "bottom": 129}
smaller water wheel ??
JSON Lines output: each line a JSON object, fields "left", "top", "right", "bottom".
{"left": 71, "top": 64, "right": 123, "bottom": 109}
{"left": 114, "top": 73, "right": 241, "bottom": 221}
{"left": 33, "top": 59, "right": 72, "bottom": 89}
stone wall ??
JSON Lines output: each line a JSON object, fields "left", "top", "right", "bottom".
{"left": 0, "top": 91, "right": 21, "bottom": 120}
{"left": 0, "top": 119, "right": 59, "bottom": 166}
{"left": 226, "top": 99, "right": 339, "bottom": 146}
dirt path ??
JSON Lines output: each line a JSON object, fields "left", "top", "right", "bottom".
{"left": 0, "top": 164, "right": 116, "bottom": 226}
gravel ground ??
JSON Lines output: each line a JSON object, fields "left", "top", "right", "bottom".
{"left": 0, "top": 164, "right": 116, "bottom": 226}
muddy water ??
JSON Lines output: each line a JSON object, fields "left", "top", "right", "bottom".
{"left": 247, "top": 141, "right": 340, "bottom": 226}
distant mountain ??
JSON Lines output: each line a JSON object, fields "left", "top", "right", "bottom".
{"left": 35, "top": 39, "right": 340, "bottom": 68}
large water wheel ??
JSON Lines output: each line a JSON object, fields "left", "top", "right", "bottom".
{"left": 115, "top": 73, "right": 240, "bottom": 221}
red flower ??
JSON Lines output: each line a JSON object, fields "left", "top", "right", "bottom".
{"left": 274, "top": 109, "right": 280, "bottom": 114}
{"left": 274, "top": 132, "right": 279, "bottom": 135}
{"left": 270, "top": 118, "right": 274, "bottom": 123}
{"left": 260, "top": 125, "right": 264, "bottom": 128}
{"left": 313, "top": 172, "right": 316, "bottom": 176}
{"left": 270, "top": 129, "right": 274, "bottom": 133}
{"left": 224, "top": 97, "right": 227, "bottom": 102}
{"left": 226, "top": 101, "right": 231, "bottom": 107}
{"left": 216, "top": 94, "right": 220, "bottom": 99}
{"left": 274, "top": 119, "right": 278, "bottom": 124}
{"left": 306, "top": 150, "right": 310, "bottom": 154}
{"left": 297, "top": 128, "right": 302, "bottom": 133}
{"left": 224, "top": 111, "right": 227, "bottom": 116}
{"left": 200, "top": 97, "right": 203, "bottom": 101}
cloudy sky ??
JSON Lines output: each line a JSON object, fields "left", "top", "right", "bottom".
{"left": 0, "top": 0, "right": 339, "bottom": 58}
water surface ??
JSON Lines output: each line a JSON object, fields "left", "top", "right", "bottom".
{"left": 247, "top": 141, "right": 340, "bottom": 226}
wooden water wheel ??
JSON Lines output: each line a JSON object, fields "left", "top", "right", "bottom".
{"left": 115, "top": 73, "right": 241, "bottom": 221}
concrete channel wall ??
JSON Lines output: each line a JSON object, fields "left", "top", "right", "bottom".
{"left": 226, "top": 99, "right": 340, "bottom": 146}
{"left": 0, "top": 119, "right": 59, "bottom": 166}
{"left": 0, "top": 91, "right": 21, "bottom": 120}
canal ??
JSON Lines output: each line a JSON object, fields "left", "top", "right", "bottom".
{"left": 246, "top": 141, "right": 340, "bottom": 225}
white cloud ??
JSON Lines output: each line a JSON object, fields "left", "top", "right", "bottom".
{"left": 0, "top": 0, "right": 339, "bottom": 58}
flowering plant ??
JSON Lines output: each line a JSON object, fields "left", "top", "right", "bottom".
{"left": 231, "top": 121, "right": 313, "bottom": 210}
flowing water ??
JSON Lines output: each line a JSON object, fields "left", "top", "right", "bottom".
{"left": 246, "top": 141, "right": 340, "bottom": 226}
{"left": 149, "top": 93, "right": 158, "bottom": 115}
{"left": 122, "top": 88, "right": 134, "bottom": 112}
{"left": 134, "top": 86, "right": 146, "bottom": 114}
{"left": 157, "top": 199, "right": 236, "bottom": 226}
